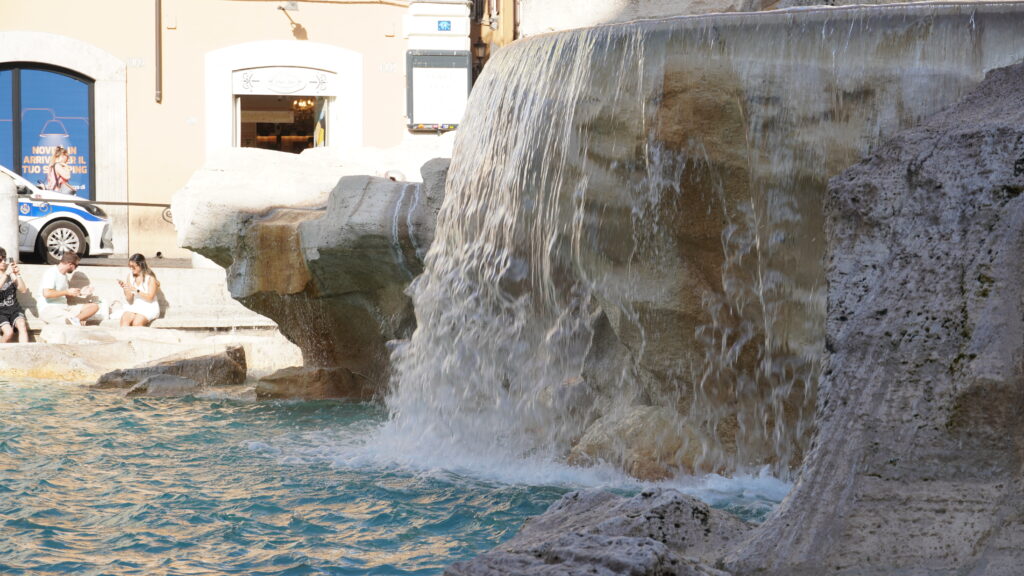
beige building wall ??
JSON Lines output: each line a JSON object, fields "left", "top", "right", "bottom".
{"left": 1, "top": 0, "right": 412, "bottom": 259}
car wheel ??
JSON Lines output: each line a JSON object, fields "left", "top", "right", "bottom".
{"left": 36, "top": 221, "right": 86, "bottom": 264}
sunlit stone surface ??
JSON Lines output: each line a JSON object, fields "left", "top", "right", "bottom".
{"left": 444, "top": 53, "right": 1024, "bottom": 576}
{"left": 725, "top": 57, "right": 1024, "bottom": 576}
{"left": 447, "top": 488, "right": 748, "bottom": 575}
{"left": 174, "top": 14, "right": 1024, "bottom": 568}
{"left": 385, "top": 3, "right": 1024, "bottom": 483}
{"left": 173, "top": 150, "right": 449, "bottom": 390}
{"left": 94, "top": 344, "right": 247, "bottom": 389}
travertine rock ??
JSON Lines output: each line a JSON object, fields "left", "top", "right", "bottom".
{"left": 173, "top": 153, "right": 448, "bottom": 387}
{"left": 94, "top": 344, "right": 247, "bottom": 389}
{"left": 446, "top": 488, "right": 746, "bottom": 575}
{"left": 517, "top": 0, "right": 961, "bottom": 37}
{"left": 256, "top": 365, "right": 370, "bottom": 400}
{"left": 726, "top": 61, "right": 1024, "bottom": 576}
{"left": 0, "top": 340, "right": 138, "bottom": 381}
{"left": 518, "top": 0, "right": 771, "bottom": 37}
{"left": 568, "top": 406, "right": 706, "bottom": 480}
{"left": 125, "top": 374, "right": 203, "bottom": 397}
{"left": 0, "top": 327, "right": 300, "bottom": 383}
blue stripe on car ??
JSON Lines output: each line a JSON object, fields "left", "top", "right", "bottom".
{"left": 18, "top": 201, "right": 103, "bottom": 222}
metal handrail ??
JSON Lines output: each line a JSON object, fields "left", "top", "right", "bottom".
{"left": 24, "top": 195, "right": 173, "bottom": 223}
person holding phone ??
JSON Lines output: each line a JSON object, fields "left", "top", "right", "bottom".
{"left": 0, "top": 248, "right": 30, "bottom": 342}
{"left": 39, "top": 251, "right": 99, "bottom": 326}
{"left": 119, "top": 253, "right": 160, "bottom": 327}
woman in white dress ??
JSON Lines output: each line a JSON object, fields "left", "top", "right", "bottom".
{"left": 118, "top": 253, "right": 160, "bottom": 327}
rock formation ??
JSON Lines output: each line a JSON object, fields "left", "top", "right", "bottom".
{"left": 448, "top": 57, "right": 1024, "bottom": 576}
{"left": 0, "top": 325, "right": 299, "bottom": 382}
{"left": 256, "top": 365, "right": 370, "bottom": 400}
{"left": 94, "top": 344, "right": 247, "bottom": 389}
{"left": 518, "top": 0, "right": 961, "bottom": 37}
{"left": 382, "top": 3, "right": 1024, "bottom": 485}
{"left": 125, "top": 374, "right": 204, "bottom": 398}
{"left": 447, "top": 488, "right": 747, "bottom": 576}
{"left": 172, "top": 149, "right": 449, "bottom": 391}
{"left": 170, "top": 1, "right": 1024, "bottom": 502}
{"left": 723, "top": 58, "right": 1024, "bottom": 576}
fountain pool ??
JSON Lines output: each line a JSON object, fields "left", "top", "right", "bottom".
{"left": 0, "top": 380, "right": 787, "bottom": 575}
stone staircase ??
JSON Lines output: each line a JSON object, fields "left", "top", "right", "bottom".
{"left": 13, "top": 262, "right": 277, "bottom": 334}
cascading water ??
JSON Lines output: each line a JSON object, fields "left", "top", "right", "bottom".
{"left": 381, "top": 3, "right": 1024, "bottom": 479}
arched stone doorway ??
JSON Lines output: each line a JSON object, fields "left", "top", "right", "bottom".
{"left": 0, "top": 31, "right": 128, "bottom": 253}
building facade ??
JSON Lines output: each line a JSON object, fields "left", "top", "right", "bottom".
{"left": 1, "top": 0, "right": 514, "bottom": 259}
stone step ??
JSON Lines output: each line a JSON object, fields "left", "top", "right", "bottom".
{"left": 9, "top": 262, "right": 277, "bottom": 331}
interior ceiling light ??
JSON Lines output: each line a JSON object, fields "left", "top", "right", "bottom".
{"left": 40, "top": 119, "right": 69, "bottom": 137}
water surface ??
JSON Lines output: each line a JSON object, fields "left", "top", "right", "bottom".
{"left": 1, "top": 380, "right": 785, "bottom": 575}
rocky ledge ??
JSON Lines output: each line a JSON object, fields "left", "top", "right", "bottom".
{"left": 447, "top": 59, "right": 1024, "bottom": 576}
{"left": 447, "top": 489, "right": 746, "bottom": 576}
{"left": 172, "top": 148, "right": 450, "bottom": 395}
{"left": 0, "top": 324, "right": 303, "bottom": 395}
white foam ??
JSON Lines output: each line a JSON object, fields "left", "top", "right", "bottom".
{"left": 242, "top": 440, "right": 281, "bottom": 454}
{"left": 243, "top": 418, "right": 792, "bottom": 511}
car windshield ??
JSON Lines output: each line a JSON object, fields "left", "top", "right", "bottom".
{"left": 3, "top": 168, "right": 59, "bottom": 197}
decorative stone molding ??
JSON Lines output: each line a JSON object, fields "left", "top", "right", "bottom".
{"left": 0, "top": 31, "right": 128, "bottom": 254}
{"left": 204, "top": 40, "right": 364, "bottom": 157}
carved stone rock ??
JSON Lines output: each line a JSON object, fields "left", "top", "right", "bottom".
{"left": 173, "top": 152, "right": 448, "bottom": 389}
{"left": 446, "top": 488, "right": 746, "bottom": 575}
{"left": 726, "top": 60, "right": 1024, "bottom": 576}
{"left": 256, "top": 365, "right": 370, "bottom": 400}
{"left": 94, "top": 344, "right": 247, "bottom": 389}
{"left": 125, "top": 374, "right": 203, "bottom": 397}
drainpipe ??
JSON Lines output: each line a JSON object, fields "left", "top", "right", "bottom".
{"left": 155, "top": 0, "right": 163, "bottom": 103}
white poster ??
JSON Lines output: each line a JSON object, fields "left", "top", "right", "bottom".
{"left": 411, "top": 67, "right": 468, "bottom": 125}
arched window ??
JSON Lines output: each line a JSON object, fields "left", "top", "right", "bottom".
{"left": 0, "top": 65, "right": 94, "bottom": 199}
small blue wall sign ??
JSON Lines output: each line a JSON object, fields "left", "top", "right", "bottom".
{"left": 437, "top": 20, "right": 452, "bottom": 32}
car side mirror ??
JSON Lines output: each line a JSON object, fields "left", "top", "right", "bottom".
{"left": 16, "top": 185, "right": 31, "bottom": 195}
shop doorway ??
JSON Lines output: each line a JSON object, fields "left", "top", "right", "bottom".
{"left": 236, "top": 95, "right": 327, "bottom": 153}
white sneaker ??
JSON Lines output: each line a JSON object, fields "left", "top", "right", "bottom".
{"left": 66, "top": 317, "right": 81, "bottom": 326}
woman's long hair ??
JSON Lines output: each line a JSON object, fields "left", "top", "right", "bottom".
{"left": 48, "top": 146, "right": 66, "bottom": 167}
{"left": 129, "top": 253, "right": 159, "bottom": 286}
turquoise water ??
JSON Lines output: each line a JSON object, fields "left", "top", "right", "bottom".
{"left": 1, "top": 380, "right": 788, "bottom": 575}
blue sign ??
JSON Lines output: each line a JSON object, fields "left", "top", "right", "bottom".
{"left": 0, "top": 68, "right": 93, "bottom": 200}
{"left": 437, "top": 20, "right": 451, "bottom": 32}
{"left": 20, "top": 70, "right": 92, "bottom": 199}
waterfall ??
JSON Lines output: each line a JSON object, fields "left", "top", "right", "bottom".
{"left": 381, "top": 3, "right": 1024, "bottom": 478}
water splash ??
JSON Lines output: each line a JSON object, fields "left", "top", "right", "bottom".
{"left": 383, "top": 3, "right": 1024, "bottom": 479}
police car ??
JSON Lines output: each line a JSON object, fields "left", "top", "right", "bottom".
{"left": 0, "top": 165, "right": 114, "bottom": 264}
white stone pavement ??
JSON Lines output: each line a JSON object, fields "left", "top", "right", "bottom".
{"left": 0, "top": 262, "right": 303, "bottom": 383}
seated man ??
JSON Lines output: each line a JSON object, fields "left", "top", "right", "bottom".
{"left": 39, "top": 252, "right": 98, "bottom": 326}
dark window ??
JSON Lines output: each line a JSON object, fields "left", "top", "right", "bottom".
{"left": 238, "top": 95, "right": 324, "bottom": 154}
{"left": 0, "top": 71, "right": 12, "bottom": 170}
{"left": 0, "top": 65, "right": 95, "bottom": 199}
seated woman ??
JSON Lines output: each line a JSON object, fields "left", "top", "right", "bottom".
{"left": 118, "top": 253, "right": 161, "bottom": 327}
{"left": 0, "top": 248, "right": 30, "bottom": 342}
